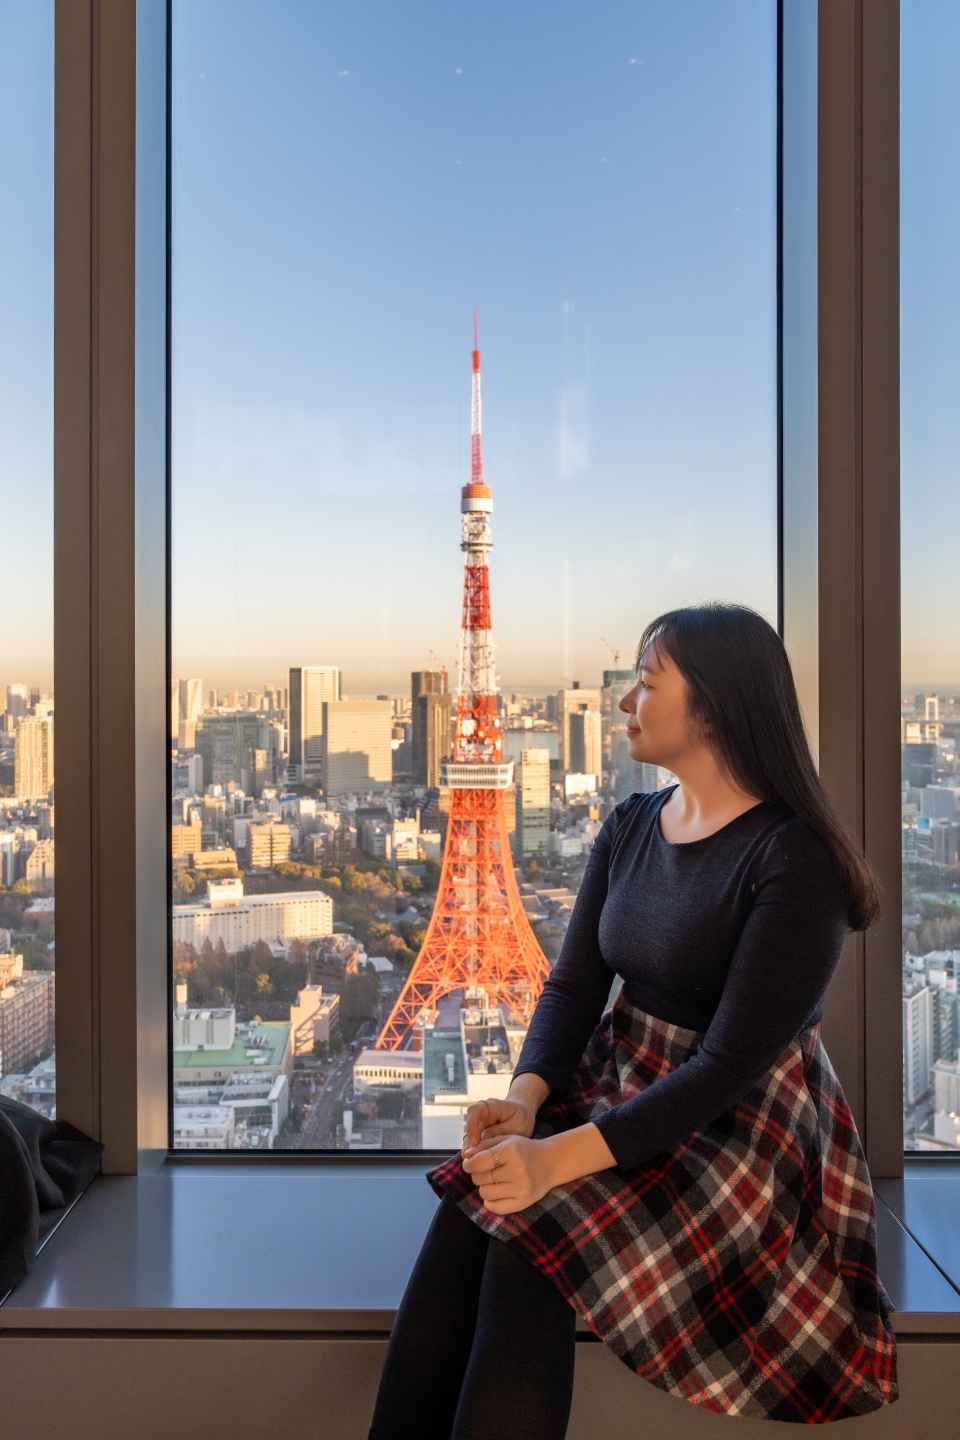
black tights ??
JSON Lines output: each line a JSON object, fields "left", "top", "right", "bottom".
{"left": 368, "top": 1192, "right": 577, "bottom": 1440}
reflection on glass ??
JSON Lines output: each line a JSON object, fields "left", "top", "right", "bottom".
{"left": 170, "top": 1, "right": 777, "bottom": 1150}
{"left": 0, "top": 3, "right": 56, "bottom": 1121}
{"left": 901, "top": 2, "right": 960, "bottom": 1152}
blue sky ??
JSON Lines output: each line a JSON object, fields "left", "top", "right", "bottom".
{"left": 169, "top": 0, "right": 777, "bottom": 691}
{"left": 10, "top": 4, "right": 951, "bottom": 696}
{"left": 0, "top": 1, "right": 53, "bottom": 690}
{"left": 901, "top": 0, "right": 960, "bottom": 686}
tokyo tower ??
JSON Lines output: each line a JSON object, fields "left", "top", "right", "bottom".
{"left": 378, "top": 314, "right": 551, "bottom": 1050}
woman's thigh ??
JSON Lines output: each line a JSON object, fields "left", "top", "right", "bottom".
{"left": 451, "top": 1230, "right": 577, "bottom": 1440}
{"left": 367, "top": 1192, "right": 491, "bottom": 1440}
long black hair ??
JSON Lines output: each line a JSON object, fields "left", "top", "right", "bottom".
{"left": 637, "top": 603, "right": 881, "bottom": 931}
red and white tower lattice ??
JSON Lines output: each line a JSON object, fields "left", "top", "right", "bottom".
{"left": 378, "top": 314, "right": 550, "bottom": 1050}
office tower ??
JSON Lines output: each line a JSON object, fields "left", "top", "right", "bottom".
{"left": 14, "top": 716, "right": 54, "bottom": 801}
{"left": 557, "top": 685, "right": 600, "bottom": 772}
{"left": 568, "top": 708, "right": 602, "bottom": 781}
{"left": 244, "top": 747, "right": 271, "bottom": 799}
{"left": 289, "top": 666, "right": 341, "bottom": 785}
{"left": 602, "top": 667, "right": 635, "bottom": 758}
{"left": 171, "top": 678, "right": 202, "bottom": 747}
{"left": 515, "top": 748, "right": 551, "bottom": 859}
{"left": 181, "top": 678, "right": 202, "bottom": 724}
{"left": 5, "top": 684, "right": 28, "bottom": 722}
{"left": 903, "top": 982, "right": 933, "bottom": 1107}
{"left": 320, "top": 700, "right": 392, "bottom": 795}
{"left": 414, "top": 691, "right": 452, "bottom": 787}
{"left": 379, "top": 316, "right": 549, "bottom": 1049}
{"left": 411, "top": 671, "right": 447, "bottom": 784}
{"left": 196, "top": 714, "right": 267, "bottom": 790}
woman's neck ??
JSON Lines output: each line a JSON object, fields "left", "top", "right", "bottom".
{"left": 659, "top": 759, "right": 763, "bottom": 844}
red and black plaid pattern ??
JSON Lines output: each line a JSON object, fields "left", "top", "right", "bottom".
{"left": 428, "top": 995, "right": 898, "bottom": 1423}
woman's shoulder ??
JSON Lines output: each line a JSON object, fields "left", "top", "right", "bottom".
{"left": 752, "top": 807, "right": 846, "bottom": 901}
{"left": 601, "top": 788, "right": 669, "bottom": 847}
{"left": 610, "top": 787, "right": 669, "bottom": 827}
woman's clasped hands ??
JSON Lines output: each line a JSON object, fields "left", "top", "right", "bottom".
{"left": 460, "top": 1074, "right": 618, "bottom": 1216}
{"left": 461, "top": 1086, "right": 557, "bottom": 1216}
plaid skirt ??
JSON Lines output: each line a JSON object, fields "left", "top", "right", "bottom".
{"left": 427, "top": 994, "right": 898, "bottom": 1424}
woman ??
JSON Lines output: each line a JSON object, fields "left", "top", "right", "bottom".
{"left": 368, "top": 604, "right": 897, "bottom": 1439}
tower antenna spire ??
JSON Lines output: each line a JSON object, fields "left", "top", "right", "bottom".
{"left": 377, "top": 315, "right": 549, "bottom": 1050}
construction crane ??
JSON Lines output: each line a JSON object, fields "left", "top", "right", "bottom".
{"left": 601, "top": 637, "right": 621, "bottom": 667}
{"left": 428, "top": 649, "right": 447, "bottom": 676}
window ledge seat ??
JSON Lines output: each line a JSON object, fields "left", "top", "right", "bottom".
{"left": 1, "top": 1161, "right": 958, "bottom": 1332}
{"left": 1, "top": 1163, "right": 959, "bottom": 1440}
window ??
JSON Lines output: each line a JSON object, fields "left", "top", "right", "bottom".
{"left": 0, "top": 2, "right": 55, "bottom": 1122}
{"left": 901, "top": 1, "right": 960, "bottom": 1153}
{"left": 170, "top": 1, "right": 777, "bottom": 1150}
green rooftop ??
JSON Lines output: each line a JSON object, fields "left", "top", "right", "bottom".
{"left": 173, "top": 1020, "right": 291, "bottom": 1081}
{"left": 422, "top": 1025, "right": 467, "bottom": 1103}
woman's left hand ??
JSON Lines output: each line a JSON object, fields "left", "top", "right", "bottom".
{"left": 461, "top": 1134, "right": 557, "bottom": 1215}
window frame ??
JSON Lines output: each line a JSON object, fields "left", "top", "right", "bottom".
{"left": 52, "top": 0, "right": 909, "bottom": 1178}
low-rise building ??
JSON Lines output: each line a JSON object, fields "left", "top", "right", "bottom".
{"left": 172, "top": 1016, "right": 292, "bottom": 1089}
{"left": 247, "top": 821, "right": 291, "bottom": 869}
{"left": 289, "top": 985, "right": 340, "bottom": 1054}
{"left": 172, "top": 1105, "right": 236, "bottom": 1149}
{"left": 24, "top": 837, "right": 55, "bottom": 888}
{"left": 171, "top": 821, "right": 202, "bottom": 860}
{"left": 192, "top": 847, "right": 238, "bottom": 872}
{"left": 353, "top": 1049, "right": 423, "bottom": 1095}
{"left": 172, "top": 879, "right": 333, "bottom": 953}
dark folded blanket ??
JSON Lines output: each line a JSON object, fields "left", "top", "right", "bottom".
{"left": 0, "top": 1097, "right": 102, "bottom": 1293}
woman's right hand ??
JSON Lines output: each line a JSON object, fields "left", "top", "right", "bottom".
{"left": 462, "top": 1073, "right": 551, "bottom": 1152}
{"left": 462, "top": 1096, "right": 535, "bottom": 1152}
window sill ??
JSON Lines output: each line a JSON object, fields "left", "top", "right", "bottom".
{"left": 0, "top": 1160, "right": 958, "bottom": 1334}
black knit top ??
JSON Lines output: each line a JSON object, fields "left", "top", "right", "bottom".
{"left": 515, "top": 788, "right": 849, "bottom": 1171}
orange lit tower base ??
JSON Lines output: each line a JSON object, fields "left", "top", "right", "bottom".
{"left": 378, "top": 316, "right": 550, "bottom": 1050}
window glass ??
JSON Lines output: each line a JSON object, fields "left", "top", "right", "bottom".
{"left": 171, "top": 0, "right": 777, "bottom": 1150}
{"left": 0, "top": 3, "right": 56, "bottom": 1120}
{"left": 901, "top": 2, "right": 960, "bottom": 1152}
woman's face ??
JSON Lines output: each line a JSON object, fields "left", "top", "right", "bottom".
{"left": 619, "top": 649, "right": 699, "bottom": 771}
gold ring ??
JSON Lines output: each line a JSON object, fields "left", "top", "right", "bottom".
{"left": 492, "top": 1149, "right": 503, "bottom": 1169}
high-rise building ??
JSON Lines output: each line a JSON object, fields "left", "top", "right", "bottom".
{"left": 289, "top": 666, "right": 341, "bottom": 785}
{"left": 414, "top": 691, "right": 452, "bottom": 787}
{"left": 568, "top": 709, "right": 602, "bottom": 782}
{"left": 14, "top": 716, "right": 54, "bottom": 801}
{"left": 411, "top": 672, "right": 449, "bottom": 786}
{"left": 195, "top": 713, "right": 268, "bottom": 790}
{"left": 515, "top": 748, "right": 551, "bottom": 859}
{"left": 321, "top": 700, "right": 392, "bottom": 795}
{"left": 903, "top": 981, "right": 934, "bottom": 1107}
{"left": 170, "top": 678, "right": 202, "bottom": 749}
{"left": 557, "top": 686, "right": 600, "bottom": 774}
{"left": 5, "top": 684, "right": 28, "bottom": 722}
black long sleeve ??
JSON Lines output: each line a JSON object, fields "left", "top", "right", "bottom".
{"left": 514, "top": 792, "right": 848, "bottom": 1172}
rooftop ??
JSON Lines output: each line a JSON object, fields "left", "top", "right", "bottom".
{"left": 172, "top": 1020, "right": 290, "bottom": 1074}
{"left": 173, "top": 889, "right": 333, "bottom": 916}
{"left": 422, "top": 1025, "right": 467, "bottom": 1103}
